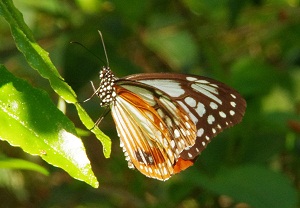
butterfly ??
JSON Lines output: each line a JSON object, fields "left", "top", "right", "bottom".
{"left": 92, "top": 66, "right": 246, "bottom": 181}
{"left": 88, "top": 31, "right": 246, "bottom": 181}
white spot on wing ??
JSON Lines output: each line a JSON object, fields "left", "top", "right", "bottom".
{"left": 178, "top": 101, "right": 199, "bottom": 124}
{"left": 174, "top": 129, "right": 180, "bottom": 138}
{"left": 210, "top": 102, "right": 218, "bottom": 109}
{"left": 195, "top": 102, "right": 206, "bottom": 117}
{"left": 210, "top": 84, "right": 218, "bottom": 88}
{"left": 188, "top": 112, "right": 198, "bottom": 124}
{"left": 178, "top": 101, "right": 189, "bottom": 112}
{"left": 185, "top": 97, "right": 197, "bottom": 108}
{"left": 120, "top": 141, "right": 124, "bottom": 148}
{"left": 163, "top": 167, "right": 168, "bottom": 175}
{"left": 219, "top": 111, "right": 226, "bottom": 118}
{"left": 185, "top": 122, "right": 191, "bottom": 129}
{"left": 186, "top": 130, "right": 191, "bottom": 136}
{"left": 212, "top": 128, "right": 216, "bottom": 134}
{"left": 157, "top": 109, "right": 164, "bottom": 117}
{"left": 138, "top": 79, "right": 185, "bottom": 97}
{"left": 191, "top": 83, "right": 222, "bottom": 104}
{"left": 195, "top": 80, "right": 210, "bottom": 84}
{"left": 166, "top": 116, "right": 173, "bottom": 127}
{"left": 170, "top": 140, "right": 175, "bottom": 149}
{"left": 186, "top": 76, "right": 197, "bottom": 81}
{"left": 197, "top": 128, "right": 204, "bottom": 137}
{"left": 207, "top": 115, "right": 215, "bottom": 124}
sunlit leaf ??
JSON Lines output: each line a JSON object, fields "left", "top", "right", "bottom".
{"left": 0, "top": 65, "right": 98, "bottom": 188}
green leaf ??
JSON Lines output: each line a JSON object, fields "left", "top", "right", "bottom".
{"left": 75, "top": 103, "right": 111, "bottom": 158}
{"left": 187, "top": 165, "right": 297, "bottom": 208}
{"left": 213, "top": 166, "right": 297, "bottom": 208}
{"left": 230, "top": 57, "right": 277, "bottom": 97}
{"left": 144, "top": 23, "right": 198, "bottom": 70}
{"left": 0, "top": 65, "right": 98, "bottom": 188}
{"left": 0, "top": 0, "right": 111, "bottom": 157}
{"left": 0, "top": 156, "right": 48, "bottom": 175}
{"left": 0, "top": 0, "right": 74, "bottom": 102}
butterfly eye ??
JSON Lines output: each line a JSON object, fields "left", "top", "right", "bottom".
{"left": 95, "top": 67, "right": 246, "bottom": 181}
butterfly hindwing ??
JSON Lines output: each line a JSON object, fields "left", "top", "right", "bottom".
{"left": 111, "top": 82, "right": 197, "bottom": 180}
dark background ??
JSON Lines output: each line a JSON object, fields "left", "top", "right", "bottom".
{"left": 1, "top": 0, "right": 300, "bottom": 207}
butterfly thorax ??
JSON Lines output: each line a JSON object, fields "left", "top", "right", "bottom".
{"left": 97, "top": 67, "right": 118, "bottom": 106}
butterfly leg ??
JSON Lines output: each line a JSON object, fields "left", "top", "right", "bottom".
{"left": 83, "top": 81, "right": 100, "bottom": 102}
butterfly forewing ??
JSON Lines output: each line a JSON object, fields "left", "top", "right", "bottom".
{"left": 96, "top": 67, "right": 246, "bottom": 181}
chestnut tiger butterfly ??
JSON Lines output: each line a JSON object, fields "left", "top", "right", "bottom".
{"left": 90, "top": 32, "right": 246, "bottom": 181}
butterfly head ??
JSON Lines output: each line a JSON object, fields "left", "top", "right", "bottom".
{"left": 97, "top": 66, "right": 117, "bottom": 106}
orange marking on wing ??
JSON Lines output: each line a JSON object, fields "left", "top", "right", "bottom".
{"left": 116, "top": 87, "right": 155, "bottom": 111}
{"left": 173, "top": 158, "right": 195, "bottom": 174}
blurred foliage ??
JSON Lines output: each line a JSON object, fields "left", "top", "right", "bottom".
{"left": 0, "top": 0, "right": 300, "bottom": 207}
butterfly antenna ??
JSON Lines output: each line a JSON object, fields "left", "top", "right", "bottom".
{"left": 70, "top": 41, "right": 107, "bottom": 66}
{"left": 98, "top": 30, "right": 110, "bottom": 67}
